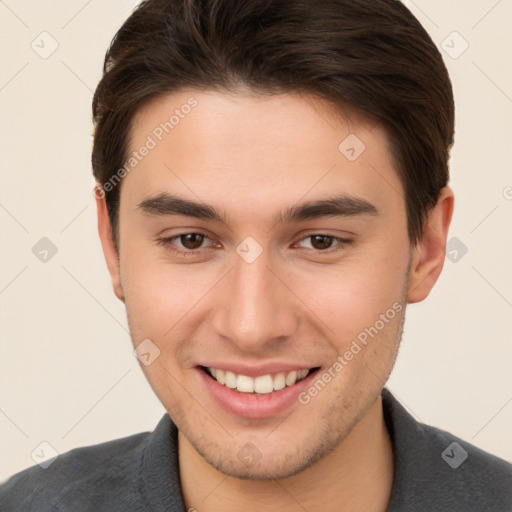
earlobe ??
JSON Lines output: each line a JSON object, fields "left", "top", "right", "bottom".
{"left": 94, "top": 185, "right": 125, "bottom": 303}
{"left": 407, "top": 186, "right": 454, "bottom": 304}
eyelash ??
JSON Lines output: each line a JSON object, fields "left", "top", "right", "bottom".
{"left": 156, "top": 232, "right": 353, "bottom": 257}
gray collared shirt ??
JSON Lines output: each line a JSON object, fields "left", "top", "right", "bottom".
{"left": 1, "top": 387, "right": 511, "bottom": 511}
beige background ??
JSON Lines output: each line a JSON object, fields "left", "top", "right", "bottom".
{"left": 1, "top": 0, "right": 511, "bottom": 480}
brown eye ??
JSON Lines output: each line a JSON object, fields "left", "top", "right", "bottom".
{"left": 295, "top": 234, "right": 352, "bottom": 253}
{"left": 179, "top": 233, "right": 205, "bottom": 250}
{"left": 309, "top": 235, "right": 336, "bottom": 250}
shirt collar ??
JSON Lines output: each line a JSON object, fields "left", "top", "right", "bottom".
{"left": 141, "top": 387, "right": 434, "bottom": 510}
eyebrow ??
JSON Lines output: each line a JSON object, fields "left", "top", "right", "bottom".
{"left": 137, "top": 192, "right": 378, "bottom": 226}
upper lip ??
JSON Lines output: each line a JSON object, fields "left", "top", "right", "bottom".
{"left": 198, "top": 362, "right": 319, "bottom": 378}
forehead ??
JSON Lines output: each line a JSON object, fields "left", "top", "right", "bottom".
{"left": 122, "top": 89, "right": 404, "bottom": 226}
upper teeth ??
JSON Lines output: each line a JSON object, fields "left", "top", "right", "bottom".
{"left": 208, "top": 368, "right": 310, "bottom": 394}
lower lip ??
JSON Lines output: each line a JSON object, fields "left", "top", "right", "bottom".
{"left": 198, "top": 367, "right": 319, "bottom": 419}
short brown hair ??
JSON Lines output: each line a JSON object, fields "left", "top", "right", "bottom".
{"left": 92, "top": 0, "right": 455, "bottom": 249}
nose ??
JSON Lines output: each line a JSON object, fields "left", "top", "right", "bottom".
{"left": 211, "top": 247, "right": 299, "bottom": 353}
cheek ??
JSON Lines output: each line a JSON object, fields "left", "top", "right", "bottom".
{"left": 120, "top": 245, "right": 216, "bottom": 341}
{"left": 286, "top": 246, "right": 408, "bottom": 340}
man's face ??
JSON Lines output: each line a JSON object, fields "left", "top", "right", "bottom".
{"left": 111, "top": 89, "right": 414, "bottom": 478}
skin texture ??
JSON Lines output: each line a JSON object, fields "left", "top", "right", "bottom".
{"left": 96, "top": 89, "right": 454, "bottom": 511}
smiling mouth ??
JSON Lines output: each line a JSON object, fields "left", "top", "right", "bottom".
{"left": 200, "top": 366, "right": 321, "bottom": 394}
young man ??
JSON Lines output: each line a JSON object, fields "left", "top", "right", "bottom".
{"left": 1, "top": 0, "right": 511, "bottom": 510}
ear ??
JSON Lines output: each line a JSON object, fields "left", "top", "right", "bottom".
{"left": 407, "top": 186, "right": 454, "bottom": 304}
{"left": 94, "top": 184, "right": 125, "bottom": 302}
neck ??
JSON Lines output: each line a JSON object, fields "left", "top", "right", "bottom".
{"left": 179, "top": 395, "right": 394, "bottom": 512}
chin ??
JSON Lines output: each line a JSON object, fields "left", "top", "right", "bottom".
{"left": 206, "top": 455, "right": 315, "bottom": 481}
{"left": 194, "top": 432, "right": 338, "bottom": 481}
